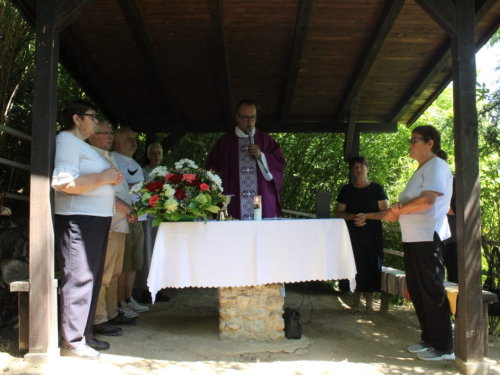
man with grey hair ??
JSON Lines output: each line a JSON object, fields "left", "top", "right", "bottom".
{"left": 89, "top": 122, "right": 137, "bottom": 346}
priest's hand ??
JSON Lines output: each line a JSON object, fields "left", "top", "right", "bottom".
{"left": 249, "top": 145, "right": 261, "bottom": 160}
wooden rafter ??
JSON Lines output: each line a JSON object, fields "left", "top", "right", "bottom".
{"left": 333, "top": 0, "right": 405, "bottom": 123}
{"left": 414, "top": 0, "right": 457, "bottom": 37}
{"left": 118, "top": 0, "right": 178, "bottom": 122}
{"left": 390, "top": 0, "right": 498, "bottom": 125}
{"left": 147, "top": 121, "right": 397, "bottom": 134}
{"left": 280, "top": 0, "right": 315, "bottom": 123}
{"left": 55, "top": 0, "right": 96, "bottom": 32}
{"left": 209, "top": 0, "right": 233, "bottom": 123}
{"left": 344, "top": 97, "right": 359, "bottom": 162}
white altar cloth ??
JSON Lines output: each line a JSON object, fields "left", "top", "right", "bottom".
{"left": 148, "top": 219, "right": 356, "bottom": 301}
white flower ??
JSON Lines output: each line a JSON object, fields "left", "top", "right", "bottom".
{"left": 212, "top": 184, "right": 223, "bottom": 193}
{"left": 164, "top": 197, "right": 179, "bottom": 213}
{"left": 130, "top": 182, "right": 143, "bottom": 195}
{"left": 149, "top": 166, "right": 169, "bottom": 181}
{"left": 163, "top": 183, "right": 175, "bottom": 197}
{"left": 207, "top": 171, "right": 222, "bottom": 189}
{"left": 174, "top": 158, "right": 198, "bottom": 170}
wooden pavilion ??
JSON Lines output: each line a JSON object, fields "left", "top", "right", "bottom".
{"left": 8, "top": 0, "right": 500, "bottom": 372}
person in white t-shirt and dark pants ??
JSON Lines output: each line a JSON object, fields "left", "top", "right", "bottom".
{"left": 384, "top": 125, "right": 454, "bottom": 361}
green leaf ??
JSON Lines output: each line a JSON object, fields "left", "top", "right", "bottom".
{"left": 205, "top": 205, "right": 220, "bottom": 214}
{"left": 170, "top": 211, "right": 182, "bottom": 221}
{"left": 152, "top": 216, "right": 163, "bottom": 227}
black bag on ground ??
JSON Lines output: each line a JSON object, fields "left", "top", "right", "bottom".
{"left": 483, "top": 247, "right": 500, "bottom": 317}
{"left": 283, "top": 307, "right": 302, "bottom": 339}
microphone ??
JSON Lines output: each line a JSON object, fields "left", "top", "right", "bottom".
{"left": 248, "top": 132, "right": 254, "bottom": 145}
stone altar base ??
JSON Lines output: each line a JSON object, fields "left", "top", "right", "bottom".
{"left": 218, "top": 283, "right": 285, "bottom": 341}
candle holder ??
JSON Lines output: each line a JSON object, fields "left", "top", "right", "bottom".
{"left": 253, "top": 195, "right": 262, "bottom": 221}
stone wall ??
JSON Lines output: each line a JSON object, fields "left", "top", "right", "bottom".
{"left": 218, "top": 283, "right": 285, "bottom": 341}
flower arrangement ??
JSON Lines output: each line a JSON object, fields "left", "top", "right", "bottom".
{"left": 131, "top": 159, "right": 223, "bottom": 225}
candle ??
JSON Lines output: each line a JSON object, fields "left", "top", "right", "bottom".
{"left": 253, "top": 195, "right": 262, "bottom": 221}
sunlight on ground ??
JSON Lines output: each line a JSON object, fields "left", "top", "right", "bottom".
{"left": 0, "top": 353, "right": 468, "bottom": 375}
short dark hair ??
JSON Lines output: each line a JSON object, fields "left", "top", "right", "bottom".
{"left": 349, "top": 156, "right": 368, "bottom": 172}
{"left": 236, "top": 99, "right": 256, "bottom": 113}
{"left": 62, "top": 99, "right": 97, "bottom": 130}
{"left": 436, "top": 149, "right": 448, "bottom": 162}
{"left": 412, "top": 125, "right": 441, "bottom": 154}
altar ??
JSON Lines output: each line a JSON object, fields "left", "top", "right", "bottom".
{"left": 148, "top": 218, "right": 356, "bottom": 340}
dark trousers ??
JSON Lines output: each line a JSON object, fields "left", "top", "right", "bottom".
{"left": 443, "top": 241, "right": 458, "bottom": 283}
{"left": 55, "top": 214, "right": 111, "bottom": 348}
{"left": 403, "top": 233, "right": 453, "bottom": 353}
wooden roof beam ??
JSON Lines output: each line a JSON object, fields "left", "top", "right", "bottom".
{"left": 118, "top": 0, "right": 179, "bottom": 124}
{"left": 209, "top": 0, "right": 233, "bottom": 123}
{"left": 389, "top": 0, "right": 498, "bottom": 124}
{"left": 280, "top": 0, "right": 315, "bottom": 123}
{"left": 55, "top": 0, "right": 96, "bottom": 32}
{"left": 162, "top": 121, "right": 397, "bottom": 134}
{"left": 333, "top": 0, "right": 405, "bottom": 124}
{"left": 344, "top": 98, "right": 359, "bottom": 162}
{"left": 414, "top": 0, "right": 457, "bottom": 37}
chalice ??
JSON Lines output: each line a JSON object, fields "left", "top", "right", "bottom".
{"left": 218, "top": 195, "right": 233, "bottom": 221}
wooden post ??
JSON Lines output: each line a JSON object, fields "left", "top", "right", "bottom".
{"left": 451, "top": 0, "right": 487, "bottom": 372}
{"left": 27, "top": 0, "right": 59, "bottom": 359}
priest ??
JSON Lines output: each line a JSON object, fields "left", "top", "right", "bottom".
{"left": 205, "top": 99, "right": 287, "bottom": 220}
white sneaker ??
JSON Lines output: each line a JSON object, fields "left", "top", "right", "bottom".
{"left": 117, "top": 303, "right": 139, "bottom": 318}
{"left": 60, "top": 344, "right": 100, "bottom": 359}
{"left": 125, "top": 297, "right": 149, "bottom": 313}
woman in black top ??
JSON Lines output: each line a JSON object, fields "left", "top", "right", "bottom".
{"left": 335, "top": 156, "right": 389, "bottom": 314}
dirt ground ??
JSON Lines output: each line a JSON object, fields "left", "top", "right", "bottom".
{"left": 1, "top": 282, "right": 500, "bottom": 374}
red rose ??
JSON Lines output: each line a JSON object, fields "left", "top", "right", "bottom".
{"left": 146, "top": 181, "right": 163, "bottom": 192}
{"left": 174, "top": 188, "right": 187, "bottom": 200}
{"left": 167, "top": 173, "right": 183, "bottom": 185}
{"left": 200, "top": 183, "right": 210, "bottom": 192}
{"left": 148, "top": 195, "right": 160, "bottom": 207}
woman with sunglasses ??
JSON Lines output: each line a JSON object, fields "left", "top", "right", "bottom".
{"left": 52, "top": 100, "right": 124, "bottom": 359}
{"left": 384, "top": 125, "right": 454, "bottom": 361}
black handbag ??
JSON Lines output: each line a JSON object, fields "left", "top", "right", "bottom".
{"left": 283, "top": 307, "right": 302, "bottom": 339}
{"left": 483, "top": 247, "right": 500, "bottom": 317}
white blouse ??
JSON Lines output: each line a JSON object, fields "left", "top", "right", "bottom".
{"left": 52, "top": 132, "right": 114, "bottom": 217}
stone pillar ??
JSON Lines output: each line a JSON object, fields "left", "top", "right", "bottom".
{"left": 218, "top": 283, "right": 285, "bottom": 341}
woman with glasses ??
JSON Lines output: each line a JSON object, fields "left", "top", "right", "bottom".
{"left": 384, "top": 125, "right": 454, "bottom": 361}
{"left": 335, "top": 156, "right": 388, "bottom": 314}
{"left": 52, "top": 100, "right": 124, "bottom": 359}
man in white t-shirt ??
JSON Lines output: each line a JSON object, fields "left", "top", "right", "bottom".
{"left": 114, "top": 127, "right": 150, "bottom": 314}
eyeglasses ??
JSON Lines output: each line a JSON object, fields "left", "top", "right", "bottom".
{"left": 409, "top": 137, "right": 426, "bottom": 144}
{"left": 237, "top": 114, "right": 257, "bottom": 121}
{"left": 95, "top": 132, "right": 114, "bottom": 137}
{"left": 80, "top": 113, "right": 97, "bottom": 121}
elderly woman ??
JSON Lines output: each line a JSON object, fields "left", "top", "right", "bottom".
{"left": 335, "top": 156, "right": 388, "bottom": 314}
{"left": 385, "top": 125, "right": 454, "bottom": 361}
{"left": 52, "top": 100, "right": 123, "bottom": 359}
